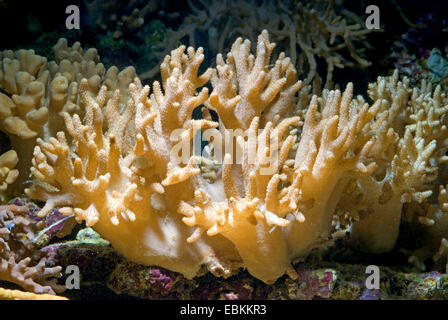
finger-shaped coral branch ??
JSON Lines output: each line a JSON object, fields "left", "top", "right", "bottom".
{"left": 177, "top": 115, "right": 302, "bottom": 283}
{"left": 179, "top": 188, "right": 290, "bottom": 284}
{"left": 0, "top": 256, "right": 63, "bottom": 295}
{"left": 25, "top": 80, "right": 141, "bottom": 228}
{"left": 347, "top": 71, "right": 447, "bottom": 253}
{"left": 134, "top": 46, "right": 217, "bottom": 184}
{"left": 286, "top": 83, "right": 380, "bottom": 257}
{"left": 207, "top": 30, "right": 302, "bottom": 130}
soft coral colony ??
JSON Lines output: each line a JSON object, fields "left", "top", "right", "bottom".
{"left": 0, "top": 29, "right": 447, "bottom": 291}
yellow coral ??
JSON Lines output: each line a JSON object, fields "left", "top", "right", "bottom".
{"left": 25, "top": 48, "right": 240, "bottom": 280}
{"left": 341, "top": 71, "right": 447, "bottom": 253}
{"left": 0, "top": 39, "right": 138, "bottom": 196}
{"left": 0, "top": 287, "right": 67, "bottom": 300}
{"left": 0, "top": 30, "right": 441, "bottom": 284}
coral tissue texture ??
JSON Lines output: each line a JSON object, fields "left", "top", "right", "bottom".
{"left": 0, "top": 30, "right": 447, "bottom": 285}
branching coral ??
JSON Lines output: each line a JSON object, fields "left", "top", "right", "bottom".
{"left": 179, "top": 115, "right": 302, "bottom": 282}
{"left": 13, "top": 31, "right": 365, "bottom": 284}
{"left": 83, "top": 0, "right": 172, "bottom": 40}
{"left": 333, "top": 71, "right": 448, "bottom": 253}
{"left": 0, "top": 28, "right": 443, "bottom": 285}
{"left": 279, "top": 0, "right": 372, "bottom": 86}
{"left": 141, "top": 0, "right": 373, "bottom": 88}
{"left": 25, "top": 46, "right": 241, "bottom": 280}
{"left": 0, "top": 203, "right": 67, "bottom": 294}
{"left": 206, "top": 30, "right": 302, "bottom": 130}
{"left": 0, "top": 38, "right": 137, "bottom": 195}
